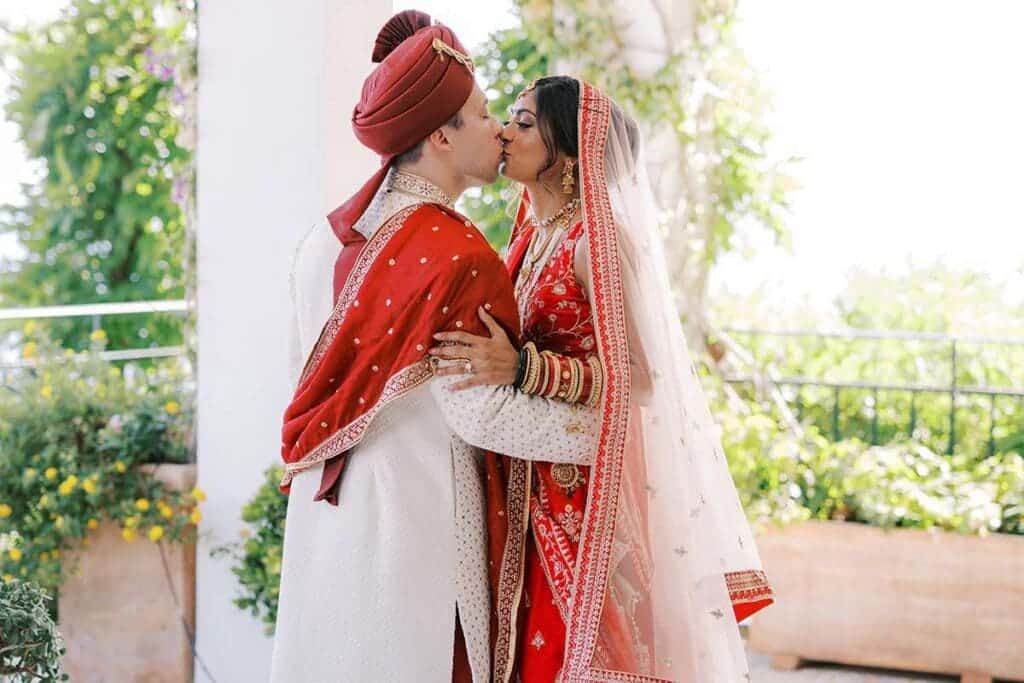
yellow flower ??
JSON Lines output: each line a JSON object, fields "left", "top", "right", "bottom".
{"left": 124, "top": 515, "right": 140, "bottom": 529}
{"left": 121, "top": 528, "right": 137, "bottom": 542}
{"left": 39, "top": 552, "right": 50, "bottom": 562}
{"left": 158, "top": 504, "right": 173, "bottom": 519}
{"left": 23, "top": 321, "right": 36, "bottom": 335}
{"left": 135, "top": 498, "right": 150, "bottom": 512}
{"left": 38, "top": 494, "right": 50, "bottom": 508}
{"left": 89, "top": 329, "right": 107, "bottom": 343}
{"left": 58, "top": 475, "right": 79, "bottom": 496}
{"left": 54, "top": 516, "right": 64, "bottom": 529}
{"left": 2, "top": 574, "right": 13, "bottom": 584}
{"left": 22, "top": 341, "right": 37, "bottom": 359}
{"left": 25, "top": 468, "right": 37, "bottom": 480}
{"left": 190, "top": 487, "right": 207, "bottom": 502}
{"left": 87, "top": 518, "right": 99, "bottom": 530}
{"left": 44, "top": 467, "right": 58, "bottom": 480}
{"left": 164, "top": 401, "right": 181, "bottom": 415}
{"left": 115, "top": 461, "right": 127, "bottom": 473}
{"left": 8, "top": 548, "right": 22, "bottom": 562}
{"left": 82, "top": 478, "right": 98, "bottom": 494}
{"left": 147, "top": 525, "right": 165, "bottom": 542}
{"left": 40, "top": 385, "right": 53, "bottom": 399}
{"left": 0, "top": 504, "right": 11, "bottom": 518}
{"left": 189, "top": 507, "right": 202, "bottom": 525}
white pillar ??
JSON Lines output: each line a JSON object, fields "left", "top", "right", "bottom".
{"left": 196, "top": 1, "right": 390, "bottom": 680}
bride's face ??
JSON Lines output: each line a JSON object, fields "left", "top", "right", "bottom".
{"left": 499, "top": 92, "right": 564, "bottom": 186}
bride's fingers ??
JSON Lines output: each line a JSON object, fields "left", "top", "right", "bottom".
{"left": 433, "top": 330, "right": 488, "bottom": 345}
{"left": 428, "top": 344, "right": 474, "bottom": 359}
{"left": 433, "top": 364, "right": 470, "bottom": 377}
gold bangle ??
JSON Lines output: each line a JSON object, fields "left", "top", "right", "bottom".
{"left": 519, "top": 342, "right": 533, "bottom": 393}
{"left": 523, "top": 343, "right": 542, "bottom": 394}
{"left": 528, "top": 346, "right": 544, "bottom": 395}
{"left": 585, "top": 355, "right": 603, "bottom": 407}
{"left": 548, "top": 354, "right": 560, "bottom": 399}
{"left": 536, "top": 352, "right": 552, "bottom": 401}
{"left": 568, "top": 357, "right": 584, "bottom": 403}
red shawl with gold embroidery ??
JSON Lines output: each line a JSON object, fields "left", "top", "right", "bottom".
{"left": 280, "top": 202, "right": 520, "bottom": 494}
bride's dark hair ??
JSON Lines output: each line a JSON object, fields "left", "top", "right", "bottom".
{"left": 531, "top": 76, "right": 641, "bottom": 185}
{"left": 530, "top": 76, "right": 580, "bottom": 183}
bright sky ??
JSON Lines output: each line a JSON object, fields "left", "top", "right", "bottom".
{"left": 720, "top": 0, "right": 1024, "bottom": 309}
{"left": 3, "top": 0, "right": 1022, "bottom": 310}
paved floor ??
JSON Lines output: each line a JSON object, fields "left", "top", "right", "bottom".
{"left": 747, "top": 650, "right": 958, "bottom": 682}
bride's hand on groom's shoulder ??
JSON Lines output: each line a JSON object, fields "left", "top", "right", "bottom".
{"left": 429, "top": 307, "right": 519, "bottom": 390}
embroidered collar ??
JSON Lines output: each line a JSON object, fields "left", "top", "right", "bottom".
{"left": 353, "top": 170, "right": 456, "bottom": 240}
{"left": 388, "top": 170, "right": 455, "bottom": 208}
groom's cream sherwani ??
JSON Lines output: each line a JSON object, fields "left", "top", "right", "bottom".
{"left": 270, "top": 173, "right": 598, "bottom": 683}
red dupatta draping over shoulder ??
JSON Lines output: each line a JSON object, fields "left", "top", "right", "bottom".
{"left": 280, "top": 203, "right": 520, "bottom": 494}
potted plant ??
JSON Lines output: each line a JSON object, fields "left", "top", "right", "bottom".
{"left": 0, "top": 332, "right": 202, "bottom": 682}
{"left": 720, "top": 407, "right": 1024, "bottom": 683}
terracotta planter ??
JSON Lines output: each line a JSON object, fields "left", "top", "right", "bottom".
{"left": 59, "top": 463, "right": 197, "bottom": 683}
{"left": 748, "top": 520, "right": 1024, "bottom": 683}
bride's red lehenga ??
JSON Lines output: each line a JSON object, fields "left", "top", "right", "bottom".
{"left": 501, "top": 216, "right": 774, "bottom": 681}
{"left": 486, "top": 81, "right": 774, "bottom": 683}
{"left": 505, "top": 218, "right": 639, "bottom": 680}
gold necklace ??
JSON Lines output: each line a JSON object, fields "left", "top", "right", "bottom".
{"left": 531, "top": 197, "right": 580, "bottom": 230}
{"left": 516, "top": 199, "right": 581, "bottom": 291}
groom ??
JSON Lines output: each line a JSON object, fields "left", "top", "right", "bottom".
{"left": 271, "top": 10, "right": 597, "bottom": 683}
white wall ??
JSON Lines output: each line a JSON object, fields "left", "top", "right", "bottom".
{"left": 196, "top": 1, "right": 390, "bottom": 680}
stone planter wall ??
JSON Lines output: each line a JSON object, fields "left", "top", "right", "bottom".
{"left": 59, "top": 463, "right": 197, "bottom": 683}
{"left": 749, "top": 520, "right": 1024, "bottom": 683}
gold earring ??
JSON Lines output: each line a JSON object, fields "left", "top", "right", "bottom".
{"left": 562, "top": 159, "right": 576, "bottom": 195}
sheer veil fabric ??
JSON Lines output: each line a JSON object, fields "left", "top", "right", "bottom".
{"left": 511, "top": 81, "right": 773, "bottom": 682}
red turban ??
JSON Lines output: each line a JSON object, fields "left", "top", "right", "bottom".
{"left": 327, "top": 10, "right": 476, "bottom": 246}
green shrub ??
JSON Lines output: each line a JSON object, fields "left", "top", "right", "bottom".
{"left": 0, "top": 579, "right": 66, "bottom": 682}
{"left": 0, "top": 331, "right": 201, "bottom": 593}
{"left": 221, "top": 465, "right": 286, "bottom": 635}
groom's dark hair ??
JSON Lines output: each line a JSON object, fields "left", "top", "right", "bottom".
{"left": 532, "top": 76, "right": 580, "bottom": 183}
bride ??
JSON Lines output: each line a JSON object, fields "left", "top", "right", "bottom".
{"left": 431, "top": 76, "right": 774, "bottom": 682}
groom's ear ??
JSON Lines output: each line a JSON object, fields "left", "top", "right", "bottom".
{"left": 427, "top": 127, "right": 454, "bottom": 153}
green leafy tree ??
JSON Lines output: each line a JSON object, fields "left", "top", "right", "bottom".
{"left": 465, "top": 0, "right": 795, "bottom": 325}
{"left": 0, "top": 0, "right": 196, "bottom": 350}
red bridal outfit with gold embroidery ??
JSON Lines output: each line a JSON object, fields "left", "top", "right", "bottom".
{"left": 486, "top": 82, "right": 774, "bottom": 683}
{"left": 505, "top": 218, "right": 632, "bottom": 680}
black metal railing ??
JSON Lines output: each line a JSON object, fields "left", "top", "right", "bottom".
{"left": 720, "top": 327, "right": 1024, "bottom": 455}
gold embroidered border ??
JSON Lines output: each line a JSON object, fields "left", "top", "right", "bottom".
{"left": 726, "top": 569, "right": 775, "bottom": 605}
{"left": 575, "top": 669, "right": 674, "bottom": 683}
{"left": 281, "top": 359, "right": 433, "bottom": 487}
{"left": 492, "top": 458, "right": 530, "bottom": 683}
{"left": 296, "top": 204, "right": 420, "bottom": 388}
{"left": 563, "top": 83, "right": 635, "bottom": 677}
